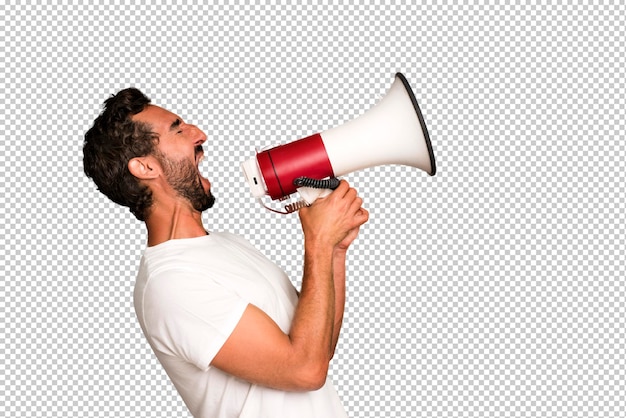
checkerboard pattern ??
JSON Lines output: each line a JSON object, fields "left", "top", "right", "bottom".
{"left": 2, "top": 2, "right": 625, "bottom": 417}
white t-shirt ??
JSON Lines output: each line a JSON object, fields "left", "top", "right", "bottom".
{"left": 134, "top": 232, "right": 348, "bottom": 418}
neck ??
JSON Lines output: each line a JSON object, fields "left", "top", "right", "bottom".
{"left": 144, "top": 200, "right": 208, "bottom": 247}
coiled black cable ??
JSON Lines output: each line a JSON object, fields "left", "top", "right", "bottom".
{"left": 293, "top": 177, "right": 341, "bottom": 190}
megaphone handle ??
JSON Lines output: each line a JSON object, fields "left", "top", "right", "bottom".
{"left": 297, "top": 187, "right": 333, "bottom": 205}
{"left": 294, "top": 176, "right": 340, "bottom": 205}
{"left": 292, "top": 176, "right": 339, "bottom": 206}
{"left": 259, "top": 177, "right": 338, "bottom": 214}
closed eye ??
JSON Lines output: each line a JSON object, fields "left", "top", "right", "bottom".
{"left": 170, "top": 118, "right": 183, "bottom": 133}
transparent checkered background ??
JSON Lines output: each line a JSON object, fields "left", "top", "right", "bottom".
{"left": 2, "top": 1, "right": 625, "bottom": 417}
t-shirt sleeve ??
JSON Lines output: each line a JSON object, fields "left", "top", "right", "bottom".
{"left": 140, "top": 268, "right": 249, "bottom": 371}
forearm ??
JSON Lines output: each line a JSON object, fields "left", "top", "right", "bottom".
{"left": 289, "top": 241, "right": 336, "bottom": 367}
{"left": 330, "top": 248, "right": 347, "bottom": 356}
{"left": 287, "top": 179, "right": 367, "bottom": 386}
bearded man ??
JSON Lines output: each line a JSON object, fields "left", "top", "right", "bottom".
{"left": 83, "top": 88, "right": 368, "bottom": 418}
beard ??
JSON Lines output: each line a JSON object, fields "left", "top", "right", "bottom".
{"left": 156, "top": 150, "right": 215, "bottom": 212}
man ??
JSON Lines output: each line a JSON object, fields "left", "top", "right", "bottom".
{"left": 83, "top": 88, "right": 369, "bottom": 418}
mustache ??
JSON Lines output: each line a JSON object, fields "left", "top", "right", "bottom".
{"left": 194, "top": 145, "right": 204, "bottom": 156}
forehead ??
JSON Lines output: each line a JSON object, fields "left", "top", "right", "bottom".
{"left": 132, "top": 105, "right": 180, "bottom": 134}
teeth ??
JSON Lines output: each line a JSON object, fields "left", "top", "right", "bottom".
{"left": 196, "top": 154, "right": 205, "bottom": 167}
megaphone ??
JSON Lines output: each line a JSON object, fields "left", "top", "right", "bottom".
{"left": 241, "top": 73, "right": 436, "bottom": 213}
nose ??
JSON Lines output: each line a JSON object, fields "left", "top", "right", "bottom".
{"left": 190, "top": 125, "right": 207, "bottom": 146}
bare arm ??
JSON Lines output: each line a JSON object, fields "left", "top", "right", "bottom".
{"left": 210, "top": 181, "right": 368, "bottom": 391}
{"left": 330, "top": 223, "right": 363, "bottom": 355}
{"left": 210, "top": 243, "right": 335, "bottom": 391}
{"left": 330, "top": 248, "right": 346, "bottom": 357}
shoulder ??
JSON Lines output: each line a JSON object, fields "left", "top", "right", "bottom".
{"left": 134, "top": 264, "right": 203, "bottom": 313}
{"left": 211, "top": 231, "right": 255, "bottom": 248}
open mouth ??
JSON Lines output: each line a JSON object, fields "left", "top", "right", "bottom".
{"left": 195, "top": 145, "right": 205, "bottom": 166}
{"left": 194, "top": 146, "right": 211, "bottom": 191}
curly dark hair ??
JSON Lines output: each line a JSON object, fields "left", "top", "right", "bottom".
{"left": 83, "top": 88, "right": 159, "bottom": 221}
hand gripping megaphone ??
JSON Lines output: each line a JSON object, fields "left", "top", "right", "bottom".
{"left": 241, "top": 73, "right": 436, "bottom": 214}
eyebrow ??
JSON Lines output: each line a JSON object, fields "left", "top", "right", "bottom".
{"left": 169, "top": 118, "right": 182, "bottom": 131}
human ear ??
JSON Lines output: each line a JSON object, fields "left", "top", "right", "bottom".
{"left": 128, "top": 156, "right": 159, "bottom": 180}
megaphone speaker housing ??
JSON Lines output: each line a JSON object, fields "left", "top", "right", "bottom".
{"left": 241, "top": 73, "right": 436, "bottom": 205}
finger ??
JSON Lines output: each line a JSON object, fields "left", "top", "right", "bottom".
{"left": 347, "top": 195, "right": 364, "bottom": 215}
{"left": 345, "top": 187, "right": 358, "bottom": 201}
{"left": 331, "top": 180, "right": 351, "bottom": 198}
{"left": 328, "top": 185, "right": 354, "bottom": 212}
{"left": 355, "top": 207, "right": 369, "bottom": 225}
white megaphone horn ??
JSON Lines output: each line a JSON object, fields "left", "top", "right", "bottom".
{"left": 241, "top": 73, "right": 436, "bottom": 214}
